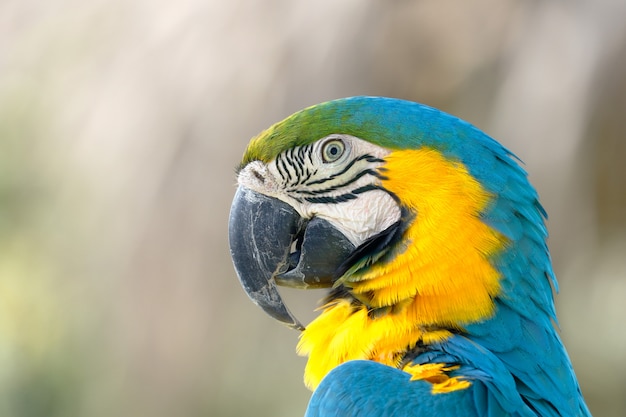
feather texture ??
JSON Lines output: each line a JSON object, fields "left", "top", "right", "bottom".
{"left": 238, "top": 97, "right": 590, "bottom": 416}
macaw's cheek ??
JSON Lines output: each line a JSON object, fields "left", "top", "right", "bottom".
{"left": 308, "top": 189, "right": 402, "bottom": 247}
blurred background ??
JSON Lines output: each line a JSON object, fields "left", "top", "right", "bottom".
{"left": 1, "top": 0, "right": 625, "bottom": 416}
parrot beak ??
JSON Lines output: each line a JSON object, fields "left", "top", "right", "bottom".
{"left": 228, "top": 186, "right": 355, "bottom": 330}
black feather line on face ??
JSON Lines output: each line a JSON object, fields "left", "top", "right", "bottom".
{"left": 304, "top": 194, "right": 358, "bottom": 204}
{"left": 304, "top": 155, "right": 381, "bottom": 187}
{"left": 292, "top": 169, "right": 382, "bottom": 196}
{"left": 276, "top": 153, "right": 289, "bottom": 182}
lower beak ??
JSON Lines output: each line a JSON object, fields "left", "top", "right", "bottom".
{"left": 228, "top": 186, "right": 355, "bottom": 330}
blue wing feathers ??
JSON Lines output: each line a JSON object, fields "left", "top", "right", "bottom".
{"left": 306, "top": 360, "right": 480, "bottom": 417}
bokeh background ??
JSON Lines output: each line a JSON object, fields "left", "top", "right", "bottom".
{"left": 1, "top": 0, "right": 625, "bottom": 416}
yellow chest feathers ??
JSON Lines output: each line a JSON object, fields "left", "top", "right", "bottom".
{"left": 297, "top": 148, "right": 508, "bottom": 390}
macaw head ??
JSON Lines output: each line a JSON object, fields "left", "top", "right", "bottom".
{"left": 228, "top": 96, "right": 556, "bottom": 387}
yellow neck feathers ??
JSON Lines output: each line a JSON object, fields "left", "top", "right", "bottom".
{"left": 297, "top": 148, "right": 507, "bottom": 391}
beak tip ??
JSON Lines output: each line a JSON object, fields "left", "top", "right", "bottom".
{"left": 244, "top": 280, "right": 305, "bottom": 331}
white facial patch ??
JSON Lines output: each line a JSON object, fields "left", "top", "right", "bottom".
{"left": 238, "top": 135, "right": 401, "bottom": 247}
{"left": 307, "top": 189, "right": 400, "bottom": 246}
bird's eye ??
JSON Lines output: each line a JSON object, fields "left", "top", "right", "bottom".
{"left": 321, "top": 139, "right": 345, "bottom": 163}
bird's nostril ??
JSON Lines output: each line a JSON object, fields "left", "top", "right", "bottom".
{"left": 251, "top": 169, "right": 265, "bottom": 183}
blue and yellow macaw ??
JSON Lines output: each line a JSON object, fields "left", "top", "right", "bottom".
{"left": 228, "top": 97, "right": 590, "bottom": 416}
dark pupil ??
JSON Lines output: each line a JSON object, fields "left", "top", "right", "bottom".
{"left": 329, "top": 146, "right": 338, "bottom": 155}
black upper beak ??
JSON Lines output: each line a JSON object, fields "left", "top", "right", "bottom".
{"left": 228, "top": 186, "right": 355, "bottom": 330}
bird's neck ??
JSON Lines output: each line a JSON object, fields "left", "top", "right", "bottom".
{"left": 298, "top": 149, "right": 512, "bottom": 390}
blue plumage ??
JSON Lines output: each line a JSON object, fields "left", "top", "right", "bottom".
{"left": 307, "top": 361, "right": 480, "bottom": 417}
{"left": 232, "top": 97, "right": 590, "bottom": 416}
{"left": 303, "top": 98, "right": 590, "bottom": 416}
